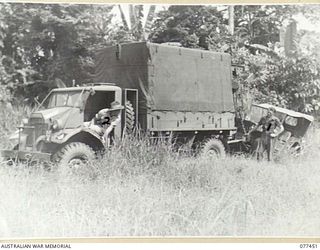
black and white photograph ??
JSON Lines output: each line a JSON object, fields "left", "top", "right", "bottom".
{"left": 0, "top": 2, "right": 320, "bottom": 238}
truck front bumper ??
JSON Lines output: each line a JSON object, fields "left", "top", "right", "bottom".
{"left": 0, "top": 149, "right": 51, "bottom": 162}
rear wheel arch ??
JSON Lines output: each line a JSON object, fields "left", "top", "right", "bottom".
{"left": 193, "top": 131, "right": 230, "bottom": 151}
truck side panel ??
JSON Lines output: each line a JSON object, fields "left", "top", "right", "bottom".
{"left": 147, "top": 111, "right": 235, "bottom": 131}
{"left": 147, "top": 43, "right": 234, "bottom": 113}
{"left": 94, "top": 42, "right": 235, "bottom": 132}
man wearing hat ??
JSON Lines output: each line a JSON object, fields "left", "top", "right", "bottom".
{"left": 95, "top": 101, "right": 124, "bottom": 146}
{"left": 84, "top": 101, "right": 124, "bottom": 147}
{"left": 248, "top": 107, "right": 284, "bottom": 161}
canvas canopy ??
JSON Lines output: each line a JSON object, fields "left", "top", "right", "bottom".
{"left": 94, "top": 42, "right": 234, "bottom": 113}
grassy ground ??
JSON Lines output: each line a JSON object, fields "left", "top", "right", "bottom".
{"left": 0, "top": 106, "right": 320, "bottom": 237}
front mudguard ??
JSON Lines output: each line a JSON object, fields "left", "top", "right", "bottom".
{"left": 48, "top": 127, "right": 106, "bottom": 153}
{"left": 50, "top": 127, "right": 103, "bottom": 144}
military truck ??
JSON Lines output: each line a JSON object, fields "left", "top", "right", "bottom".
{"left": 1, "top": 42, "right": 237, "bottom": 166}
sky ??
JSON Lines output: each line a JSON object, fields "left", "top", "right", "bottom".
{"left": 111, "top": 4, "right": 168, "bottom": 29}
{"left": 294, "top": 13, "right": 320, "bottom": 32}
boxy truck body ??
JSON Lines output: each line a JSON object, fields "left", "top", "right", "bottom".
{"left": 94, "top": 42, "right": 236, "bottom": 143}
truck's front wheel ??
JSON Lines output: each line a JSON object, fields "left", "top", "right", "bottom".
{"left": 201, "top": 139, "right": 226, "bottom": 159}
{"left": 53, "top": 142, "right": 95, "bottom": 169}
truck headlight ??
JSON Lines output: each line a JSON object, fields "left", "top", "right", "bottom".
{"left": 51, "top": 120, "right": 62, "bottom": 130}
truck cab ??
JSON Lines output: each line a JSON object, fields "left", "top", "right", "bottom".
{"left": 1, "top": 83, "right": 138, "bottom": 165}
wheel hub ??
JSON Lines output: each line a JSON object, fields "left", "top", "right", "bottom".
{"left": 68, "top": 157, "right": 88, "bottom": 169}
{"left": 206, "top": 148, "right": 219, "bottom": 158}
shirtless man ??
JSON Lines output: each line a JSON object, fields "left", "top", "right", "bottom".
{"left": 85, "top": 101, "right": 124, "bottom": 147}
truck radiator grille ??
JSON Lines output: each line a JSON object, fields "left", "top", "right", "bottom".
{"left": 23, "top": 117, "right": 48, "bottom": 148}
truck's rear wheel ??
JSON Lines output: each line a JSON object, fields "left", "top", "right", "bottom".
{"left": 201, "top": 139, "right": 226, "bottom": 159}
{"left": 53, "top": 142, "right": 95, "bottom": 169}
{"left": 125, "top": 100, "right": 135, "bottom": 134}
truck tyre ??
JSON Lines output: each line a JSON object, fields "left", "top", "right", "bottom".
{"left": 53, "top": 142, "right": 95, "bottom": 169}
{"left": 201, "top": 139, "right": 226, "bottom": 159}
{"left": 125, "top": 100, "right": 135, "bottom": 134}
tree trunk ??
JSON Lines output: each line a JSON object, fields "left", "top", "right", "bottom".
{"left": 144, "top": 5, "right": 156, "bottom": 40}
{"left": 228, "top": 5, "right": 234, "bottom": 35}
{"left": 118, "top": 5, "right": 129, "bottom": 31}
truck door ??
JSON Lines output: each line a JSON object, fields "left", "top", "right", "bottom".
{"left": 123, "top": 89, "right": 138, "bottom": 134}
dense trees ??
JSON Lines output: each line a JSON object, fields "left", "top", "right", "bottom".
{"left": 149, "top": 6, "right": 227, "bottom": 49}
{"left": 0, "top": 3, "right": 319, "bottom": 115}
{"left": 0, "top": 3, "right": 123, "bottom": 102}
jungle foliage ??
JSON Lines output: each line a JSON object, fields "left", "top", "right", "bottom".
{"left": 0, "top": 3, "right": 320, "bottom": 115}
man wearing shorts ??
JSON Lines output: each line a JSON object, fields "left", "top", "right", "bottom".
{"left": 249, "top": 107, "right": 284, "bottom": 161}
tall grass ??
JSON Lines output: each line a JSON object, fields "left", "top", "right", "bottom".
{"left": 0, "top": 105, "right": 320, "bottom": 237}
{"left": 1, "top": 134, "right": 320, "bottom": 237}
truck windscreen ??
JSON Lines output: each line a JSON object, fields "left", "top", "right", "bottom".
{"left": 42, "top": 91, "right": 82, "bottom": 109}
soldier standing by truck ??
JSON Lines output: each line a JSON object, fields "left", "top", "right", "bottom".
{"left": 249, "top": 107, "right": 284, "bottom": 161}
